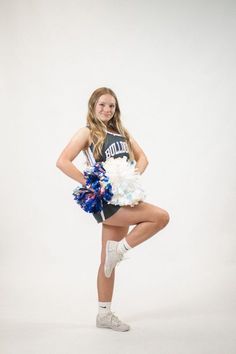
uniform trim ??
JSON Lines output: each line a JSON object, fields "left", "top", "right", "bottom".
{"left": 105, "top": 130, "right": 123, "bottom": 137}
{"left": 87, "top": 126, "right": 123, "bottom": 137}
{"left": 100, "top": 210, "right": 105, "bottom": 221}
{"left": 100, "top": 201, "right": 105, "bottom": 221}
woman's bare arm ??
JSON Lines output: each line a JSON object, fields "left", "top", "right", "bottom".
{"left": 56, "top": 127, "right": 91, "bottom": 186}
{"left": 129, "top": 135, "right": 149, "bottom": 174}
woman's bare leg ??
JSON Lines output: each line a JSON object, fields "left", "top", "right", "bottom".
{"left": 97, "top": 224, "right": 129, "bottom": 302}
{"left": 103, "top": 202, "right": 170, "bottom": 248}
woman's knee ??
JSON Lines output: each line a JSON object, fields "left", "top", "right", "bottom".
{"left": 163, "top": 210, "right": 170, "bottom": 226}
{"left": 99, "top": 249, "right": 106, "bottom": 265}
{"left": 99, "top": 260, "right": 105, "bottom": 269}
{"left": 154, "top": 208, "right": 170, "bottom": 228}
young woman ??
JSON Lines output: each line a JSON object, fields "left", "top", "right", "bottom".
{"left": 56, "top": 87, "right": 170, "bottom": 332}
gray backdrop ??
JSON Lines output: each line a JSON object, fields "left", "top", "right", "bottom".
{"left": 1, "top": 0, "right": 235, "bottom": 353}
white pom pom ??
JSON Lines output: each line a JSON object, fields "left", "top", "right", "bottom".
{"left": 103, "top": 157, "right": 146, "bottom": 206}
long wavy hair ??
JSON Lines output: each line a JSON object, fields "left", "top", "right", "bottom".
{"left": 86, "top": 87, "right": 134, "bottom": 160}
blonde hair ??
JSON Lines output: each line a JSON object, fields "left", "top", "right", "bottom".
{"left": 86, "top": 87, "right": 134, "bottom": 160}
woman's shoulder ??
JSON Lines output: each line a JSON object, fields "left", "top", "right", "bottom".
{"left": 69, "top": 126, "right": 92, "bottom": 148}
{"left": 83, "top": 126, "right": 92, "bottom": 146}
{"left": 73, "top": 126, "right": 91, "bottom": 137}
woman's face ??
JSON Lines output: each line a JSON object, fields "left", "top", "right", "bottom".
{"left": 94, "top": 94, "right": 116, "bottom": 126}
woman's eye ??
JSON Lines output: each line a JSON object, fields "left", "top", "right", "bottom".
{"left": 99, "top": 103, "right": 115, "bottom": 108}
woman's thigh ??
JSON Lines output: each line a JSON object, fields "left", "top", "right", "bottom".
{"left": 100, "top": 224, "right": 129, "bottom": 263}
{"left": 102, "top": 201, "right": 169, "bottom": 227}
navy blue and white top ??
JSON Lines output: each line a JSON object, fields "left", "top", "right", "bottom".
{"left": 84, "top": 129, "right": 130, "bottom": 223}
{"left": 91, "top": 130, "right": 130, "bottom": 162}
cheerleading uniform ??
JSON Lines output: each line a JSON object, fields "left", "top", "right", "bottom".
{"left": 84, "top": 130, "right": 130, "bottom": 223}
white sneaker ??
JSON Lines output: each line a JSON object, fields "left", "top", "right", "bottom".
{"left": 104, "top": 240, "right": 123, "bottom": 278}
{"left": 96, "top": 312, "right": 130, "bottom": 331}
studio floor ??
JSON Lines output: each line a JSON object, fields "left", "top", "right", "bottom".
{"left": 1, "top": 309, "right": 235, "bottom": 354}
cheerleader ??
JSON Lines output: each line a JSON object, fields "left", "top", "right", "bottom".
{"left": 56, "top": 87, "right": 170, "bottom": 331}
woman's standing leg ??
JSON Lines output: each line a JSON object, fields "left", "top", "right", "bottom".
{"left": 96, "top": 224, "right": 131, "bottom": 331}
{"left": 96, "top": 202, "right": 170, "bottom": 331}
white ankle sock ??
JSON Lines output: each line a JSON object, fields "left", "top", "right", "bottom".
{"left": 98, "top": 302, "right": 111, "bottom": 316}
{"left": 117, "top": 238, "right": 132, "bottom": 255}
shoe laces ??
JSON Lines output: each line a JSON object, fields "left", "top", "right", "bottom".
{"left": 110, "top": 312, "right": 121, "bottom": 325}
{"left": 116, "top": 254, "right": 130, "bottom": 267}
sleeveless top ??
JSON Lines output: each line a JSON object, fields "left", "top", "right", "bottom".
{"left": 89, "top": 130, "right": 130, "bottom": 162}
{"left": 84, "top": 128, "right": 130, "bottom": 223}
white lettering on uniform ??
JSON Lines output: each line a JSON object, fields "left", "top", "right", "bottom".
{"left": 105, "top": 149, "right": 111, "bottom": 159}
{"left": 116, "top": 141, "right": 122, "bottom": 153}
{"left": 104, "top": 140, "right": 129, "bottom": 159}
{"left": 120, "top": 141, "right": 128, "bottom": 153}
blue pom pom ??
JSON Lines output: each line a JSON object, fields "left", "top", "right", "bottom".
{"left": 72, "top": 163, "right": 113, "bottom": 213}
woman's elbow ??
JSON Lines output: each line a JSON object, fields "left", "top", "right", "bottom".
{"left": 144, "top": 156, "right": 149, "bottom": 167}
{"left": 56, "top": 158, "right": 65, "bottom": 169}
